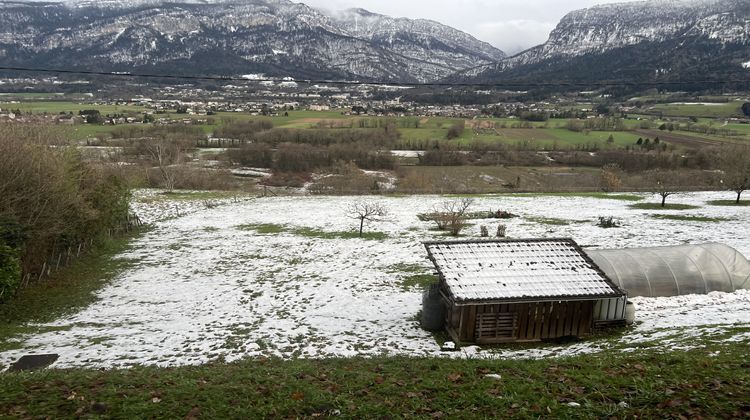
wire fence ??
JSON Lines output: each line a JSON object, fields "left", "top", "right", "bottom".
{"left": 18, "top": 214, "right": 145, "bottom": 291}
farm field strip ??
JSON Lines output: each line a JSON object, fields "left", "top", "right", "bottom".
{"left": 7, "top": 99, "right": 748, "bottom": 146}
{"left": 0, "top": 191, "right": 748, "bottom": 369}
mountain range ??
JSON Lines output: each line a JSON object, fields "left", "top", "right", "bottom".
{"left": 0, "top": 0, "right": 505, "bottom": 83}
{"left": 456, "top": 0, "right": 750, "bottom": 90}
{"left": 0, "top": 0, "right": 748, "bottom": 89}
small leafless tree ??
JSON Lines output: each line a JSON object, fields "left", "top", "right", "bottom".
{"left": 720, "top": 145, "right": 750, "bottom": 204}
{"left": 436, "top": 198, "right": 474, "bottom": 236}
{"left": 347, "top": 201, "right": 388, "bottom": 237}
{"left": 142, "top": 138, "right": 186, "bottom": 191}
{"left": 648, "top": 169, "right": 679, "bottom": 207}
{"left": 600, "top": 163, "right": 622, "bottom": 192}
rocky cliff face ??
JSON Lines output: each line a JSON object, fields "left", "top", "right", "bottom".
{"left": 457, "top": 0, "right": 750, "bottom": 89}
{"left": 0, "top": 0, "right": 505, "bottom": 83}
{"left": 511, "top": 0, "right": 747, "bottom": 65}
{"left": 331, "top": 8, "right": 504, "bottom": 72}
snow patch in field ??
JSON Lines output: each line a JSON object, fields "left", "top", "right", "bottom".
{"left": 669, "top": 102, "right": 726, "bottom": 106}
{"left": 231, "top": 168, "right": 271, "bottom": 177}
{"left": 391, "top": 150, "right": 423, "bottom": 158}
{"left": 1, "top": 191, "right": 748, "bottom": 368}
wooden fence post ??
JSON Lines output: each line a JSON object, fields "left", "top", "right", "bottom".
{"left": 38, "top": 262, "right": 47, "bottom": 281}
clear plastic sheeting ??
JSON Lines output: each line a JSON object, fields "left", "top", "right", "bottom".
{"left": 585, "top": 243, "right": 750, "bottom": 297}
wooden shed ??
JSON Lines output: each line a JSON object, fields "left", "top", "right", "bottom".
{"left": 424, "top": 238, "right": 627, "bottom": 344}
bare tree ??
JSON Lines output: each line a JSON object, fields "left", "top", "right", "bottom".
{"left": 648, "top": 169, "right": 679, "bottom": 207}
{"left": 720, "top": 145, "right": 750, "bottom": 204}
{"left": 600, "top": 163, "right": 622, "bottom": 192}
{"left": 347, "top": 201, "right": 388, "bottom": 237}
{"left": 424, "top": 198, "right": 475, "bottom": 235}
{"left": 430, "top": 198, "right": 474, "bottom": 236}
{"left": 142, "top": 138, "right": 186, "bottom": 191}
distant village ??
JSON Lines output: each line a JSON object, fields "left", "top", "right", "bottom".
{"left": 1, "top": 74, "right": 749, "bottom": 129}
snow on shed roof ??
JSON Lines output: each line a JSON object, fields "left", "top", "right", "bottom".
{"left": 424, "top": 239, "right": 624, "bottom": 303}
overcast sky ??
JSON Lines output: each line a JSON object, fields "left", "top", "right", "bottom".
{"left": 300, "top": 0, "right": 639, "bottom": 54}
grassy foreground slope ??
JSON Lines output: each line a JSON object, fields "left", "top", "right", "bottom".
{"left": 2, "top": 344, "right": 748, "bottom": 418}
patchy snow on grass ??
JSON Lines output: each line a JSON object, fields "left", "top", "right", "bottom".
{"left": 2, "top": 191, "right": 749, "bottom": 368}
{"left": 390, "top": 150, "right": 423, "bottom": 158}
{"left": 668, "top": 102, "right": 728, "bottom": 106}
{"left": 230, "top": 168, "right": 272, "bottom": 178}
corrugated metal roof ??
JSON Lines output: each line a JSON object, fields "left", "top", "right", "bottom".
{"left": 424, "top": 239, "right": 623, "bottom": 303}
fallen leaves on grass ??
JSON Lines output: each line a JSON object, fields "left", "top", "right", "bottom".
{"left": 184, "top": 406, "right": 201, "bottom": 420}
{"left": 447, "top": 372, "right": 463, "bottom": 383}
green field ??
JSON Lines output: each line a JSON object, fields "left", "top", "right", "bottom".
{"left": 5, "top": 100, "right": 749, "bottom": 147}
{"left": 5, "top": 101, "right": 147, "bottom": 115}
{"left": 646, "top": 101, "right": 744, "bottom": 118}
{"left": 0, "top": 92, "right": 66, "bottom": 99}
{"left": 1, "top": 343, "right": 748, "bottom": 418}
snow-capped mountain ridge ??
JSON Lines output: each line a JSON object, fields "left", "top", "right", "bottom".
{"left": 502, "top": 0, "right": 748, "bottom": 69}
{"left": 0, "top": 0, "right": 505, "bottom": 83}
{"left": 454, "top": 0, "right": 750, "bottom": 90}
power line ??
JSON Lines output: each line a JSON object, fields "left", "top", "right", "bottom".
{"left": 0, "top": 65, "right": 748, "bottom": 89}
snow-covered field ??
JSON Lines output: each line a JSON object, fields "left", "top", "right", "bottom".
{"left": 2, "top": 191, "right": 749, "bottom": 368}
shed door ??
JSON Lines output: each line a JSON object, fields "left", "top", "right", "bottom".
{"left": 475, "top": 312, "right": 518, "bottom": 343}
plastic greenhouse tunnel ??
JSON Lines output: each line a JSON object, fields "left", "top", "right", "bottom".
{"left": 585, "top": 243, "right": 750, "bottom": 297}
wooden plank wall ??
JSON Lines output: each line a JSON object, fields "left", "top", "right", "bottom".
{"left": 455, "top": 301, "right": 595, "bottom": 343}
{"left": 593, "top": 297, "right": 626, "bottom": 321}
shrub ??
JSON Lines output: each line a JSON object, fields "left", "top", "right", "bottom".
{"left": 597, "top": 216, "right": 620, "bottom": 228}
{"left": 214, "top": 119, "right": 273, "bottom": 140}
{"left": 419, "top": 148, "right": 469, "bottom": 166}
{"left": 226, "top": 143, "right": 273, "bottom": 168}
{"left": 261, "top": 172, "right": 310, "bottom": 188}
{"left": 445, "top": 121, "right": 465, "bottom": 140}
{"left": 0, "top": 244, "right": 21, "bottom": 301}
{"left": 0, "top": 126, "right": 132, "bottom": 280}
{"left": 423, "top": 199, "right": 474, "bottom": 236}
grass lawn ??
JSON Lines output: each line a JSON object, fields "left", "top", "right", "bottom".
{"left": 398, "top": 274, "right": 438, "bottom": 291}
{"left": 137, "top": 190, "right": 255, "bottom": 203}
{"left": 650, "top": 214, "right": 729, "bottom": 222}
{"left": 7, "top": 101, "right": 146, "bottom": 115}
{"left": 237, "top": 223, "right": 288, "bottom": 234}
{"left": 451, "top": 127, "right": 644, "bottom": 149}
{"left": 543, "top": 128, "right": 643, "bottom": 148}
{"left": 647, "top": 101, "right": 744, "bottom": 118}
{"left": 10, "top": 99, "right": 745, "bottom": 148}
{"left": 526, "top": 216, "right": 575, "bottom": 226}
{"left": 1, "top": 344, "right": 747, "bottom": 418}
{"left": 707, "top": 199, "right": 750, "bottom": 206}
{"left": 508, "top": 192, "right": 644, "bottom": 201}
{"left": 0, "top": 92, "right": 72, "bottom": 100}
{"left": 399, "top": 127, "right": 448, "bottom": 142}
{"left": 0, "top": 230, "right": 145, "bottom": 352}
{"left": 629, "top": 203, "right": 701, "bottom": 210}
{"left": 69, "top": 124, "right": 126, "bottom": 139}
{"left": 238, "top": 223, "right": 388, "bottom": 240}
